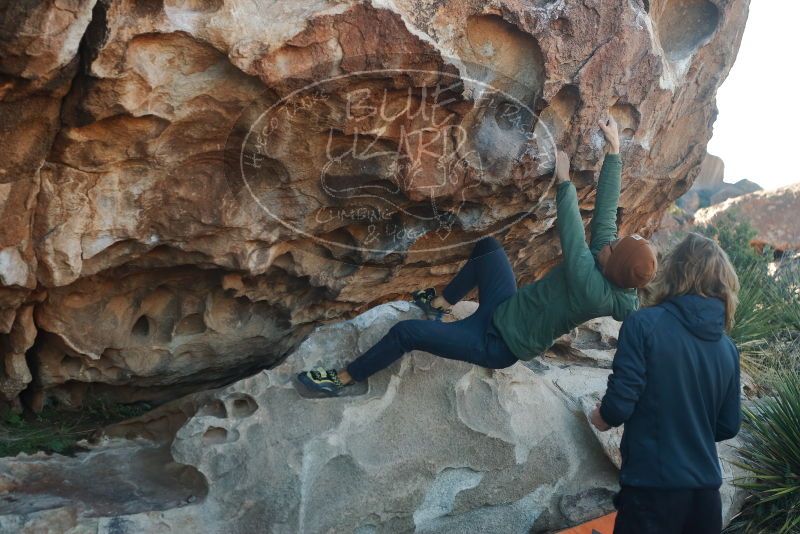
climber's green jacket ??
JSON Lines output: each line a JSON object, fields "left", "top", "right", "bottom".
{"left": 491, "top": 153, "right": 639, "bottom": 361}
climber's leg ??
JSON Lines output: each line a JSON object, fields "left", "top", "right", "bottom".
{"left": 300, "top": 237, "right": 518, "bottom": 393}
{"left": 359, "top": 235, "right": 516, "bottom": 380}
{"left": 346, "top": 317, "right": 497, "bottom": 382}
{"left": 441, "top": 236, "right": 516, "bottom": 308}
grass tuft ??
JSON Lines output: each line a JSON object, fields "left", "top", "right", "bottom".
{"left": 0, "top": 400, "right": 150, "bottom": 457}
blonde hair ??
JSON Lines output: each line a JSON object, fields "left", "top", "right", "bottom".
{"left": 647, "top": 232, "right": 740, "bottom": 331}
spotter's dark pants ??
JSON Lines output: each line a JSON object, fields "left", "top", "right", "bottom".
{"left": 613, "top": 486, "right": 722, "bottom": 534}
{"left": 346, "top": 237, "right": 518, "bottom": 382}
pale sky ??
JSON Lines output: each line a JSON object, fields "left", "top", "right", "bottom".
{"left": 706, "top": 1, "right": 800, "bottom": 191}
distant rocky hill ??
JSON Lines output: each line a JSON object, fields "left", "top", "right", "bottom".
{"left": 651, "top": 152, "right": 800, "bottom": 254}
{"left": 695, "top": 183, "right": 800, "bottom": 253}
{"left": 676, "top": 153, "right": 761, "bottom": 214}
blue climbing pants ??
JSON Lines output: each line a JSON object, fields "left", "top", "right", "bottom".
{"left": 346, "top": 237, "right": 518, "bottom": 382}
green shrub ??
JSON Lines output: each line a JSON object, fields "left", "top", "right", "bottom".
{"left": 729, "top": 261, "right": 784, "bottom": 376}
{"left": 695, "top": 211, "right": 769, "bottom": 272}
{"left": 774, "top": 259, "right": 800, "bottom": 334}
{"left": 730, "top": 370, "right": 800, "bottom": 533}
{"left": 694, "top": 213, "right": 800, "bottom": 378}
{"left": 731, "top": 263, "right": 800, "bottom": 380}
{"left": 0, "top": 410, "right": 86, "bottom": 457}
{"left": 762, "top": 336, "right": 800, "bottom": 380}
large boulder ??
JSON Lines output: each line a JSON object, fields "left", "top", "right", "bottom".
{"left": 548, "top": 316, "right": 622, "bottom": 369}
{"left": 674, "top": 152, "right": 761, "bottom": 215}
{"left": 1, "top": 302, "right": 618, "bottom": 532}
{"left": 0, "top": 301, "right": 745, "bottom": 532}
{"left": 0, "top": 0, "right": 750, "bottom": 408}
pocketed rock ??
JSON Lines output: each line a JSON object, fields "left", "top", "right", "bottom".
{"left": 0, "top": 0, "right": 750, "bottom": 407}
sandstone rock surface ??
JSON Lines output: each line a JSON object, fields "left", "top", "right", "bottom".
{"left": 548, "top": 317, "right": 622, "bottom": 369}
{"left": 1, "top": 302, "right": 619, "bottom": 532}
{"left": 0, "top": 301, "right": 745, "bottom": 532}
{"left": 0, "top": 0, "right": 750, "bottom": 409}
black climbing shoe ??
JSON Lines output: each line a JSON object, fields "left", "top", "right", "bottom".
{"left": 298, "top": 367, "right": 347, "bottom": 396}
{"left": 411, "top": 287, "right": 450, "bottom": 321}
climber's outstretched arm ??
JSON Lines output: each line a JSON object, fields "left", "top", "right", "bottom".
{"left": 589, "top": 117, "right": 622, "bottom": 255}
{"left": 554, "top": 151, "right": 595, "bottom": 281}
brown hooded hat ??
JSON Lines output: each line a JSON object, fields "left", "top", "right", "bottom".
{"left": 603, "top": 235, "right": 658, "bottom": 289}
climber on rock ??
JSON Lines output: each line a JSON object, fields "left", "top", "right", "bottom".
{"left": 299, "top": 116, "right": 658, "bottom": 396}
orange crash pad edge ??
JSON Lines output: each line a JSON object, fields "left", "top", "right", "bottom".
{"left": 557, "top": 512, "right": 617, "bottom": 534}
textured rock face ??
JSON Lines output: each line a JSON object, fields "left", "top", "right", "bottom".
{"left": 0, "top": 0, "right": 98, "bottom": 404}
{"left": 548, "top": 316, "right": 622, "bottom": 368}
{"left": 0, "top": 301, "right": 745, "bottom": 532}
{"left": 0, "top": 0, "right": 749, "bottom": 407}
{"left": 0, "top": 442, "right": 207, "bottom": 519}
{"left": 695, "top": 183, "right": 800, "bottom": 252}
{"left": 31, "top": 267, "right": 306, "bottom": 407}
